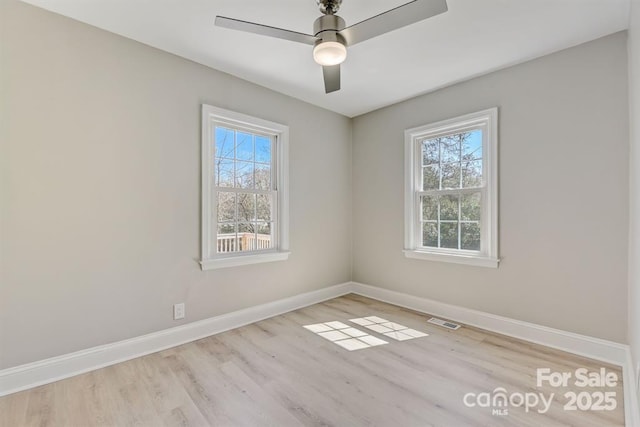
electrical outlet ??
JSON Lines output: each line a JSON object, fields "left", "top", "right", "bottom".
{"left": 173, "top": 303, "right": 185, "bottom": 320}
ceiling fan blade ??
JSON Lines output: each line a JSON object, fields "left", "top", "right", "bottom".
{"left": 323, "top": 65, "right": 341, "bottom": 93}
{"left": 338, "top": 0, "right": 447, "bottom": 46}
{"left": 215, "top": 16, "right": 317, "bottom": 45}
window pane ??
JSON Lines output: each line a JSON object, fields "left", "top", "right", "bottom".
{"left": 441, "top": 137, "right": 460, "bottom": 163}
{"left": 256, "top": 194, "right": 272, "bottom": 222}
{"left": 217, "top": 192, "right": 235, "bottom": 222}
{"left": 257, "top": 222, "right": 271, "bottom": 235}
{"left": 422, "top": 140, "right": 439, "bottom": 165}
{"left": 237, "top": 223, "right": 256, "bottom": 252}
{"left": 217, "top": 224, "right": 237, "bottom": 253}
{"left": 238, "top": 223, "right": 254, "bottom": 232}
{"left": 217, "top": 222, "right": 235, "bottom": 234}
{"left": 215, "top": 127, "right": 235, "bottom": 159}
{"left": 423, "top": 165, "right": 439, "bottom": 190}
{"left": 422, "top": 222, "right": 438, "bottom": 248}
{"left": 256, "top": 222, "right": 273, "bottom": 250}
{"left": 462, "top": 130, "right": 482, "bottom": 161}
{"left": 236, "top": 132, "right": 254, "bottom": 161}
{"left": 237, "top": 193, "right": 256, "bottom": 222}
{"left": 441, "top": 162, "right": 461, "bottom": 189}
{"left": 440, "top": 195, "right": 459, "bottom": 221}
{"left": 254, "top": 165, "right": 271, "bottom": 190}
{"left": 461, "top": 192, "right": 481, "bottom": 221}
{"left": 255, "top": 136, "right": 271, "bottom": 164}
{"left": 215, "top": 159, "right": 234, "bottom": 187}
{"left": 235, "top": 161, "right": 254, "bottom": 188}
{"left": 462, "top": 160, "right": 482, "bottom": 188}
{"left": 440, "top": 222, "right": 458, "bottom": 249}
{"left": 421, "top": 195, "right": 438, "bottom": 221}
{"left": 461, "top": 223, "right": 481, "bottom": 251}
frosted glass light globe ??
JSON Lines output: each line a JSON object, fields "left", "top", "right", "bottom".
{"left": 313, "top": 41, "right": 347, "bottom": 66}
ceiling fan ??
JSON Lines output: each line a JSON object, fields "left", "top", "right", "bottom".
{"left": 215, "top": 0, "right": 448, "bottom": 94}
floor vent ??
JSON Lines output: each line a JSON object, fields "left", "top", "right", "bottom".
{"left": 428, "top": 317, "right": 461, "bottom": 330}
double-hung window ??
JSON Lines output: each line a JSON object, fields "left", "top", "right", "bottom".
{"left": 201, "top": 105, "right": 289, "bottom": 270}
{"left": 404, "top": 108, "right": 499, "bottom": 268}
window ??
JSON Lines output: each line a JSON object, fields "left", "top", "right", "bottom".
{"left": 404, "top": 108, "right": 498, "bottom": 268}
{"left": 201, "top": 105, "right": 289, "bottom": 270}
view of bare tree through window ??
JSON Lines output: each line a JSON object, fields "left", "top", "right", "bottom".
{"left": 420, "top": 130, "right": 483, "bottom": 251}
{"left": 215, "top": 126, "right": 274, "bottom": 253}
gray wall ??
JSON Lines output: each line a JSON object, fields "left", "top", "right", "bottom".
{"left": 628, "top": 0, "right": 640, "bottom": 380}
{"left": 0, "top": 0, "right": 352, "bottom": 369}
{"left": 352, "top": 32, "right": 629, "bottom": 343}
{"left": 0, "top": 0, "right": 632, "bottom": 371}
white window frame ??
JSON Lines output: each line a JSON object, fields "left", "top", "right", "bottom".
{"left": 200, "top": 105, "right": 290, "bottom": 270}
{"left": 403, "top": 108, "right": 499, "bottom": 268}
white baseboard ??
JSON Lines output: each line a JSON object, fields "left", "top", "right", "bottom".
{"left": 350, "top": 281, "right": 639, "bottom": 427}
{"left": 2, "top": 280, "right": 638, "bottom": 426}
{"left": 0, "top": 282, "right": 352, "bottom": 397}
{"left": 351, "top": 282, "right": 628, "bottom": 365}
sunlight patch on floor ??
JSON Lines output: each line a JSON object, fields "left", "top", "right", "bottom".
{"left": 304, "top": 315, "right": 429, "bottom": 350}
{"left": 303, "top": 321, "right": 388, "bottom": 351}
{"left": 350, "top": 316, "right": 429, "bottom": 341}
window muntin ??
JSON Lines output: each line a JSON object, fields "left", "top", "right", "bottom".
{"left": 201, "top": 105, "right": 289, "bottom": 270}
{"left": 404, "top": 108, "right": 498, "bottom": 267}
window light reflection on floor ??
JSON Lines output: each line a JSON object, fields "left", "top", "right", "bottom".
{"left": 349, "top": 316, "right": 429, "bottom": 341}
{"left": 304, "top": 316, "right": 429, "bottom": 350}
{"left": 303, "top": 321, "right": 388, "bottom": 351}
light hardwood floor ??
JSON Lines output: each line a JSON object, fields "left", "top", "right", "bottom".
{"left": 0, "top": 294, "right": 625, "bottom": 426}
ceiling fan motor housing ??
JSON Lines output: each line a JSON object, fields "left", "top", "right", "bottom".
{"left": 313, "top": 14, "right": 347, "bottom": 66}
{"left": 313, "top": 14, "right": 346, "bottom": 45}
{"left": 313, "top": 14, "right": 347, "bottom": 68}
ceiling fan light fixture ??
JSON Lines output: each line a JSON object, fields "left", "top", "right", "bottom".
{"left": 313, "top": 40, "right": 347, "bottom": 66}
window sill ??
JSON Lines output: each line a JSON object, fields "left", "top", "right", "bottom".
{"left": 403, "top": 250, "right": 499, "bottom": 268}
{"left": 200, "top": 251, "right": 291, "bottom": 270}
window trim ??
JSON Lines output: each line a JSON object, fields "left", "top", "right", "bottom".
{"left": 403, "top": 108, "right": 499, "bottom": 268}
{"left": 200, "top": 105, "right": 290, "bottom": 270}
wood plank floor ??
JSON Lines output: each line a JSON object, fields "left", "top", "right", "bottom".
{"left": 0, "top": 294, "right": 625, "bottom": 426}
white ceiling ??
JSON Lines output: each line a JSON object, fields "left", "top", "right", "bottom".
{"left": 20, "top": 0, "right": 630, "bottom": 117}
